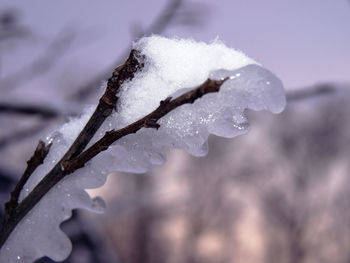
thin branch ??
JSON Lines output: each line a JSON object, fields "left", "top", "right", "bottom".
{"left": 4, "top": 140, "right": 51, "bottom": 214}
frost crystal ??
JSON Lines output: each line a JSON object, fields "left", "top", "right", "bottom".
{"left": 0, "top": 36, "right": 285, "bottom": 263}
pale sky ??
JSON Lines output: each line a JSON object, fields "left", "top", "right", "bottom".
{"left": 1, "top": 0, "right": 350, "bottom": 90}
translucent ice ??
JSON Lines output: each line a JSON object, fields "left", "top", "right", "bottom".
{"left": 0, "top": 36, "right": 285, "bottom": 263}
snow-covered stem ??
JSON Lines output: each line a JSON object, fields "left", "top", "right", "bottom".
{"left": 63, "top": 77, "right": 228, "bottom": 174}
{"left": 0, "top": 36, "right": 288, "bottom": 263}
{"left": 0, "top": 36, "right": 287, "bottom": 262}
{"left": 0, "top": 49, "right": 143, "bottom": 249}
{"left": 0, "top": 48, "right": 229, "bottom": 250}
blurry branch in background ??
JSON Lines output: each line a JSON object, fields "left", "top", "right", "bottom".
{"left": 0, "top": 27, "right": 77, "bottom": 92}
{"left": 0, "top": 168, "right": 16, "bottom": 200}
{"left": 0, "top": 9, "right": 30, "bottom": 80}
{"left": 0, "top": 13, "right": 83, "bottom": 154}
{"left": 130, "top": 0, "right": 207, "bottom": 37}
{"left": 72, "top": 0, "right": 208, "bottom": 100}
{"left": 131, "top": 0, "right": 184, "bottom": 38}
{"left": 286, "top": 83, "right": 336, "bottom": 102}
{"left": 261, "top": 189, "right": 307, "bottom": 263}
{"left": 0, "top": 123, "right": 47, "bottom": 150}
{"left": 0, "top": 102, "right": 74, "bottom": 119}
{"left": 170, "top": 1, "right": 208, "bottom": 26}
{"left": 0, "top": 9, "right": 30, "bottom": 42}
{"left": 0, "top": 169, "right": 15, "bottom": 221}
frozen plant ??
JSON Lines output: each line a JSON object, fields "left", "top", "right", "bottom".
{"left": 0, "top": 35, "right": 286, "bottom": 263}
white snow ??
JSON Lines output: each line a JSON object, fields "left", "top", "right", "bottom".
{"left": 0, "top": 35, "right": 285, "bottom": 263}
{"left": 118, "top": 36, "right": 257, "bottom": 124}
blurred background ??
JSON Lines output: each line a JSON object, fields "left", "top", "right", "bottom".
{"left": 0, "top": 0, "right": 350, "bottom": 262}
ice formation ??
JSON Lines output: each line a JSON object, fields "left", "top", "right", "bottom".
{"left": 0, "top": 36, "right": 286, "bottom": 263}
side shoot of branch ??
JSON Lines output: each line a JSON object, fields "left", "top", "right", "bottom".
{"left": 4, "top": 140, "right": 52, "bottom": 215}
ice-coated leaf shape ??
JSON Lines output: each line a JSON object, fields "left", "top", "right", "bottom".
{"left": 0, "top": 36, "right": 285, "bottom": 263}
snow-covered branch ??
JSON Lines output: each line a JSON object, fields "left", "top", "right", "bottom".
{"left": 0, "top": 50, "right": 228, "bottom": 254}
{"left": 63, "top": 78, "right": 228, "bottom": 174}
{"left": 0, "top": 36, "right": 285, "bottom": 263}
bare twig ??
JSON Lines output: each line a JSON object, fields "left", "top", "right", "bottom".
{"left": 4, "top": 140, "right": 51, "bottom": 214}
